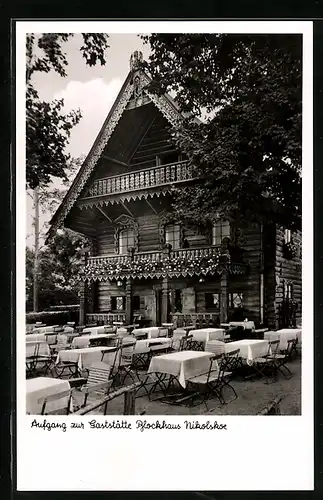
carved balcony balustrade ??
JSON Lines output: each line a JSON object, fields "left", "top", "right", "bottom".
{"left": 83, "top": 160, "right": 194, "bottom": 199}
{"left": 82, "top": 246, "right": 248, "bottom": 282}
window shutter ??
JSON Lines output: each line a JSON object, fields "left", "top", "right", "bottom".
{"left": 111, "top": 297, "right": 117, "bottom": 310}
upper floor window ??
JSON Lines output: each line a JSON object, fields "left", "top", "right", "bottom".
{"left": 119, "top": 228, "right": 134, "bottom": 254}
{"left": 284, "top": 229, "right": 292, "bottom": 243}
{"left": 212, "top": 220, "right": 230, "bottom": 246}
{"left": 156, "top": 152, "right": 180, "bottom": 166}
{"left": 165, "top": 224, "right": 180, "bottom": 250}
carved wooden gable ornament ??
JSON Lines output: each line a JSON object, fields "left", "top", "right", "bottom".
{"left": 48, "top": 51, "right": 185, "bottom": 240}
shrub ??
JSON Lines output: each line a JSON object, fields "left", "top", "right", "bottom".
{"left": 48, "top": 304, "right": 79, "bottom": 312}
{"left": 26, "top": 310, "right": 79, "bottom": 326}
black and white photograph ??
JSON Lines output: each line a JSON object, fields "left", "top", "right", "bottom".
{"left": 17, "top": 20, "right": 313, "bottom": 491}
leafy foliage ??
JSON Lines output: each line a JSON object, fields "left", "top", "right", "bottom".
{"left": 143, "top": 34, "right": 302, "bottom": 229}
{"left": 26, "top": 33, "right": 109, "bottom": 189}
{"left": 26, "top": 228, "right": 87, "bottom": 311}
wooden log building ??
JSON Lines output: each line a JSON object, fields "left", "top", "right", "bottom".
{"left": 49, "top": 51, "right": 302, "bottom": 330}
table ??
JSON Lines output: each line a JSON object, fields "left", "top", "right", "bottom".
{"left": 264, "top": 329, "right": 300, "bottom": 350}
{"left": 148, "top": 350, "right": 215, "bottom": 388}
{"left": 26, "top": 333, "right": 46, "bottom": 342}
{"left": 134, "top": 337, "right": 172, "bottom": 353}
{"left": 133, "top": 327, "right": 159, "bottom": 339}
{"left": 71, "top": 333, "right": 116, "bottom": 349}
{"left": 190, "top": 328, "right": 225, "bottom": 342}
{"left": 26, "top": 340, "right": 51, "bottom": 358}
{"left": 224, "top": 339, "right": 269, "bottom": 365}
{"left": 81, "top": 325, "right": 106, "bottom": 336}
{"left": 33, "top": 325, "right": 61, "bottom": 334}
{"left": 26, "top": 377, "right": 72, "bottom": 415}
{"left": 229, "top": 321, "right": 255, "bottom": 331}
{"left": 57, "top": 346, "right": 119, "bottom": 371}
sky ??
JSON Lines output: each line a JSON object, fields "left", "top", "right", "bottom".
{"left": 26, "top": 33, "right": 150, "bottom": 247}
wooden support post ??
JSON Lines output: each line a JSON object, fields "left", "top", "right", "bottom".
{"left": 79, "top": 250, "right": 88, "bottom": 327}
{"left": 161, "top": 277, "right": 170, "bottom": 324}
{"left": 125, "top": 278, "right": 133, "bottom": 325}
{"left": 220, "top": 271, "right": 228, "bottom": 323}
{"left": 124, "top": 389, "right": 136, "bottom": 415}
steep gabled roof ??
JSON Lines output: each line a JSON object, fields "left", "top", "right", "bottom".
{"left": 48, "top": 61, "right": 188, "bottom": 240}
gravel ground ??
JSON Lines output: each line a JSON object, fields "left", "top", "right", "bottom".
{"left": 73, "top": 355, "right": 301, "bottom": 416}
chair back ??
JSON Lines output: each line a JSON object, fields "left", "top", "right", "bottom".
{"left": 206, "top": 353, "right": 223, "bottom": 383}
{"left": 205, "top": 340, "right": 225, "bottom": 356}
{"left": 119, "top": 343, "right": 135, "bottom": 367}
{"left": 268, "top": 339, "right": 280, "bottom": 358}
{"left": 222, "top": 348, "right": 240, "bottom": 372}
{"left": 40, "top": 389, "right": 73, "bottom": 415}
{"left": 87, "top": 361, "right": 112, "bottom": 386}
{"left": 57, "top": 334, "right": 68, "bottom": 346}
{"left": 179, "top": 334, "right": 193, "bottom": 351}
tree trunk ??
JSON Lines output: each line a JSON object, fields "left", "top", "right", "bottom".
{"left": 33, "top": 187, "right": 39, "bottom": 312}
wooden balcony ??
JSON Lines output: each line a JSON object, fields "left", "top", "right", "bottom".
{"left": 84, "top": 160, "right": 194, "bottom": 198}
{"left": 83, "top": 246, "right": 248, "bottom": 282}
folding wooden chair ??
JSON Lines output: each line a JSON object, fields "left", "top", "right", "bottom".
{"left": 269, "top": 339, "right": 294, "bottom": 380}
{"left": 205, "top": 340, "right": 225, "bottom": 356}
{"left": 26, "top": 342, "right": 55, "bottom": 378}
{"left": 252, "top": 340, "right": 280, "bottom": 383}
{"left": 77, "top": 362, "right": 113, "bottom": 409}
{"left": 179, "top": 334, "right": 193, "bottom": 351}
{"left": 40, "top": 389, "right": 74, "bottom": 415}
{"left": 184, "top": 352, "right": 238, "bottom": 409}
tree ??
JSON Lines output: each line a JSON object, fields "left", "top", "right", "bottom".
{"left": 26, "top": 33, "right": 110, "bottom": 189}
{"left": 27, "top": 155, "right": 85, "bottom": 311}
{"left": 26, "top": 229, "right": 86, "bottom": 312}
{"left": 143, "top": 34, "right": 302, "bottom": 230}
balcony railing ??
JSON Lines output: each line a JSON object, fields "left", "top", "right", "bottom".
{"left": 85, "top": 160, "right": 193, "bottom": 198}
{"left": 82, "top": 246, "right": 248, "bottom": 282}
{"left": 87, "top": 247, "right": 220, "bottom": 267}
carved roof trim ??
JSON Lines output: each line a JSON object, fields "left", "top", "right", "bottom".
{"left": 47, "top": 68, "right": 188, "bottom": 241}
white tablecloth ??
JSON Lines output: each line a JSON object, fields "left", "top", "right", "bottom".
{"left": 33, "top": 326, "right": 61, "bottom": 334}
{"left": 81, "top": 326, "right": 106, "bottom": 336}
{"left": 148, "top": 350, "right": 215, "bottom": 388}
{"left": 276, "top": 328, "right": 302, "bottom": 342}
{"left": 190, "top": 328, "right": 225, "bottom": 342}
{"left": 26, "top": 333, "right": 46, "bottom": 342}
{"left": 133, "top": 327, "right": 163, "bottom": 339}
{"left": 72, "top": 334, "right": 116, "bottom": 349}
{"left": 264, "top": 329, "right": 300, "bottom": 350}
{"left": 229, "top": 321, "right": 255, "bottom": 331}
{"left": 26, "top": 377, "right": 72, "bottom": 415}
{"left": 26, "top": 341, "right": 51, "bottom": 358}
{"left": 224, "top": 339, "right": 269, "bottom": 365}
{"left": 57, "top": 346, "right": 118, "bottom": 370}
{"left": 134, "top": 337, "right": 171, "bottom": 353}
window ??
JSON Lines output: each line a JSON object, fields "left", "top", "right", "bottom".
{"left": 212, "top": 221, "right": 230, "bottom": 246}
{"left": 284, "top": 282, "right": 293, "bottom": 301}
{"left": 165, "top": 224, "right": 180, "bottom": 250}
{"left": 205, "top": 293, "right": 220, "bottom": 310}
{"left": 230, "top": 293, "right": 243, "bottom": 309}
{"left": 133, "top": 295, "right": 140, "bottom": 310}
{"left": 111, "top": 296, "right": 126, "bottom": 311}
{"left": 119, "top": 228, "right": 134, "bottom": 254}
{"left": 156, "top": 152, "right": 179, "bottom": 166}
{"left": 284, "top": 229, "right": 292, "bottom": 244}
